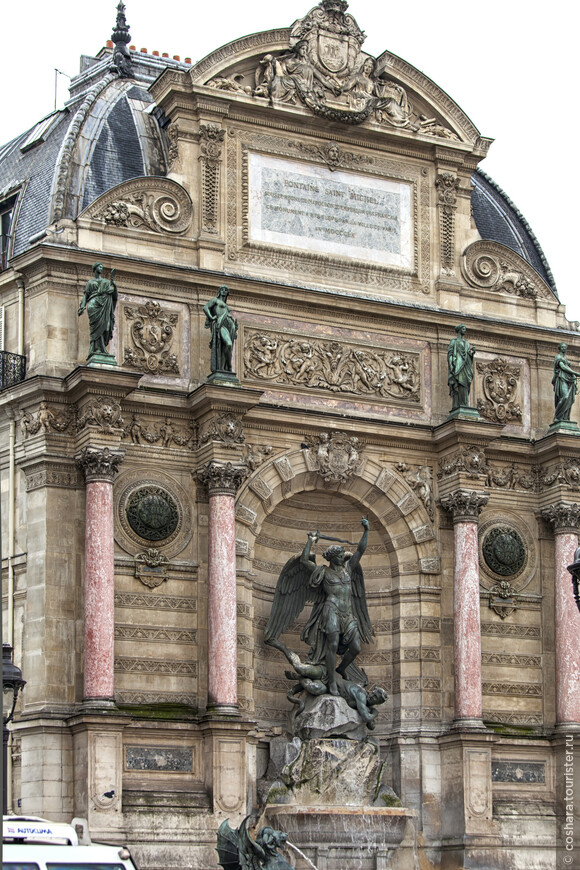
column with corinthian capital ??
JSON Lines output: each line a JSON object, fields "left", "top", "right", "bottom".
{"left": 541, "top": 502, "right": 580, "bottom": 729}
{"left": 76, "top": 446, "right": 124, "bottom": 705}
{"left": 197, "top": 461, "right": 248, "bottom": 714}
{"left": 440, "top": 489, "right": 489, "bottom": 728}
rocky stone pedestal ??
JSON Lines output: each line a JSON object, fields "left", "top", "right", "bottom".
{"left": 259, "top": 696, "right": 415, "bottom": 869}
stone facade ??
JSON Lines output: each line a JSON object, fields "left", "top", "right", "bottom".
{"left": 1, "top": 3, "right": 579, "bottom": 869}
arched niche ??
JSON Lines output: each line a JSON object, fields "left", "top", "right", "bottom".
{"left": 234, "top": 449, "right": 439, "bottom": 727}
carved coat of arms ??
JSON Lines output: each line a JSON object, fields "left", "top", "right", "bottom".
{"left": 303, "top": 431, "right": 364, "bottom": 483}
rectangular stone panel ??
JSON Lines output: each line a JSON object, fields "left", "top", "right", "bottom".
{"left": 125, "top": 746, "right": 193, "bottom": 772}
{"left": 491, "top": 760, "right": 546, "bottom": 783}
{"left": 249, "top": 153, "right": 412, "bottom": 268}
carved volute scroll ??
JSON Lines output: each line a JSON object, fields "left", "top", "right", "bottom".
{"left": 80, "top": 177, "right": 193, "bottom": 234}
{"left": 462, "top": 241, "right": 552, "bottom": 299}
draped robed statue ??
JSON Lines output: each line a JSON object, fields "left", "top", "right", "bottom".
{"left": 203, "top": 285, "right": 238, "bottom": 374}
{"left": 447, "top": 323, "right": 475, "bottom": 411}
{"left": 552, "top": 342, "right": 579, "bottom": 423}
{"left": 78, "top": 262, "right": 118, "bottom": 362}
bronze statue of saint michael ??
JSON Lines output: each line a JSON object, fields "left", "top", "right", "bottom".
{"left": 265, "top": 516, "right": 374, "bottom": 696}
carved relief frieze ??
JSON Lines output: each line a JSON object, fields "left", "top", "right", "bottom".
{"left": 437, "top": 445, "right": 487, "bottom": 480}
{"left": 198, "top": 413, "right": 245, "bottom": 448}
{"left": 81, "top": 177, "right": 193, "bottom": 234}
{"left": 462, "top": 241, "right": 552, "bottom": 299}
{"left": 197, "top": 123, "right": 225, "bottom": 234}
{"left": 21, "top": 402, "right": 76, "bottom": 437}
{"left": 207, "top": 73, "right": 251, "bottom": 94}
{"left": 114, "top": 591, "right": 196, "bottom": 611}
{"left": 123, "top": 301, "right": 180, "bottom": 375}
{"left": 302, "top": 431, "right": 364, "bottom": 484}
{"left": 77, "top": 397, "right": 124, "bottom": 434}
{"left": 114, "top": 657, "right": 197, "bottom": 675}
{"left": 122, "top": 413, "right": 196, "bottom": 450}
{"left": 116, "top": 691, "right": 196, "bottom": 706}
{"left": 435, "top": 172, "right": 459, "bottom": 275}
{"left": 394, "top": 462, "right": 434, "bottom": 519}
{"left": 476, "top": 358, "right": 522, "bottom": 424}
{"left": 24, "top": 461, "right": 83, "bottom": 491}
{"left": 243, "top": 328, "right": 421, "bottom": 403}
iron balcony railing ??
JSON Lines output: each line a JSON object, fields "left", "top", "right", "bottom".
{"left": 0, "top": 351, "right": 26, "bottom": 390}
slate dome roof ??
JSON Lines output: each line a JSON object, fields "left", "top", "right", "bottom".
{"left": 0, "top": 16, "right": 557, "bottom": 301}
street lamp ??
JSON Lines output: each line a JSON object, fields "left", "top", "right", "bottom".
{"left": 3, "top": 643, "right": 25, "bottom": 815}
{"left": 566, "top": 546, "right": 580, "bottom": 615}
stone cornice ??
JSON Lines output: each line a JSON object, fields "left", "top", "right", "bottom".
{"left": 439, "top": 489, "right": 489, "bottom": 523}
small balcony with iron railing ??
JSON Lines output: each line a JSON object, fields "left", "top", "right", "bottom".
{"left": 0, "top": 351, "right": 26, "bottom": 390}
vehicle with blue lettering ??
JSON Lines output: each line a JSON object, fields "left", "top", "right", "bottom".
{"left": 2, "top": 815, "right": 139, "bottom": 870}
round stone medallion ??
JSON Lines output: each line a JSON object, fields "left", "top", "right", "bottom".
{"left": 125, "top": 486, "right": 179, "bottom": 542}
{"left": 115, "top": 470, "right": 192, "bottom": 558}
{"left": 482, "top": 526, "right": 526, "bottom": 577}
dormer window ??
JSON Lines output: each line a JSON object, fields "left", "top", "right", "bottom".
{"left": 19, "top": 111, "right": 61, "bottom": 153}
{"left": 0, "top": 198, "right": 15, "bottom": 271}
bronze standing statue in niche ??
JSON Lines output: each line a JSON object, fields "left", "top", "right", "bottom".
{"left": 78, "top": 262, "right": 118, "bottom": 363}
{"left": 552, "top": 342, "right": 579, "bottom": 423}
{"left": 203, "top": 285, "right": 238, "bottom": 374}
{"left": 265, "top": 517, "right": 374, "bottom": 698}
{"left": 447, "top": 323, "right": 475, "bottom": 411}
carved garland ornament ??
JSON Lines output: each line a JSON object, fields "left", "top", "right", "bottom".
{"left": 81, "top": 177, "right": 193, "bottom": 234}
{"left": 122, "top": 414, "right": 196, "bottom": 450}
{"left": 243, "top": 329, "right": 420, "bottom": 402}
{"left": 123, "top": 301, "right": 180, "bottom": 375}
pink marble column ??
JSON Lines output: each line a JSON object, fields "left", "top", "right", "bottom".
{"left": 77, "top": 447, "right": 123, "bottom": 704}
{"left": 541, "top": 503, "right": 580, "bottom": 728}
{"left": 441, "top": 490, "right": 489, "bottom": 729}
{"left": 198, "top": 461, "right": 248, "bottom": 714}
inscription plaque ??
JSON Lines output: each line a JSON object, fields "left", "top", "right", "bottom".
{"left": 249, "top": 153, "right": 412, "bottom": 268}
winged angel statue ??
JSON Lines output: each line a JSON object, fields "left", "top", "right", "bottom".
{"left": 265, "top": 517, "right": 374, "bottom": 699}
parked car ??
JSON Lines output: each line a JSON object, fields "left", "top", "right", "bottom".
{"left": 2, "top": 815, "right": 139, "bottom": 869}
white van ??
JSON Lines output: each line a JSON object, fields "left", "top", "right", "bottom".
{"left": 2, "top": 816, "right": 139, "bottom": 870}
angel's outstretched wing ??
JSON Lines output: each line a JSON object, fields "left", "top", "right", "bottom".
{"left": 238, "top": 817, "right": 264, "bottom": 870}
{"left": 350, "top": 562, "right": 374, "bottom": 645}
{"left": 264, "top": 552, "right": 320, "bottom": 645}
{"left": 216, "top": 819, "right": 241, "bottom": 870}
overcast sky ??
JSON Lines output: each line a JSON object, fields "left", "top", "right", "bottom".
{"left": 3, "top": 1, "right": 576, "bottom": 323}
